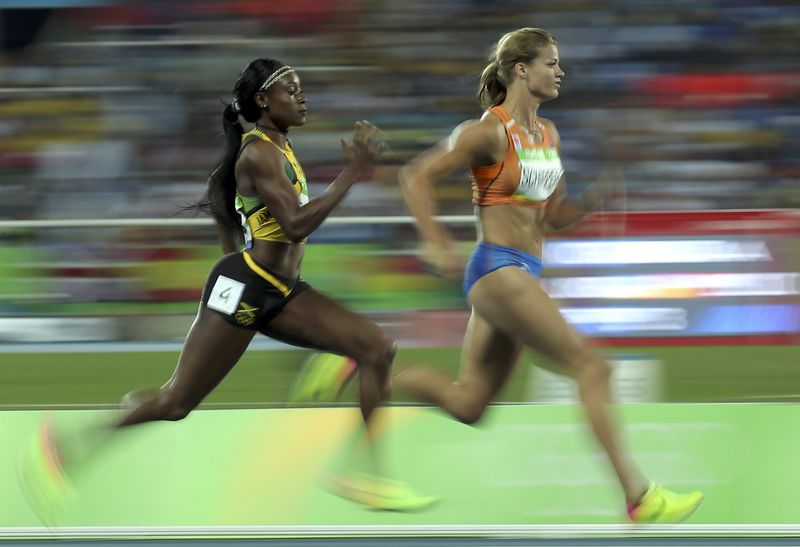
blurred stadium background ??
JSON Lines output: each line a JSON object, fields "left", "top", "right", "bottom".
{"left": 0, "top": 0, "right": 797, "bottom": 404}
{"left": 0, "top": 0, "right": 799, "bottom": 541}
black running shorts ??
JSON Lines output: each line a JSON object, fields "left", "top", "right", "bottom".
{"left": 200, "top": 251, "right": 310, "bottom": 330}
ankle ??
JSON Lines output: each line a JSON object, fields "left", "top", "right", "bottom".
{"left": 627, "top": 482, "right": 652, "bottom": 507}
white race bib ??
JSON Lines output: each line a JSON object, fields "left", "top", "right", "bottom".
{"left": 514, "top": 148, "right": 564, "bottom": 202}
{"left": 207, "top": 275, "right": 245, "bottom": 315}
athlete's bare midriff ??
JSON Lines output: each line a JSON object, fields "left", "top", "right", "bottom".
{"left": 248, "top": 239, "right": 305, "bottom": 279}
{"left": 476, "top": 204, "right": 547, "bottom": 258}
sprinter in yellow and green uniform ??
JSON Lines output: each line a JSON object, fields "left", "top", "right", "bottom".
{"left": 19, "top": 59, "right": 437, "bottom": 526}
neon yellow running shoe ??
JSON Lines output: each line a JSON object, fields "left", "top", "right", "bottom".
{"left": 627, "top": 483, "right": 704, "bottom": 524}
{"left": 17, "top": 417, "right": 74, "bottom": 527}
{"left": 323, "top": 471, "right": 440, "bottom": 512}
{"left": 287, "top": 353, "right": 357, "bottom": 404}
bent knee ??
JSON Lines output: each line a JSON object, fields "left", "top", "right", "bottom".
{"left": 450, "top": 390, "right": 492, "bottom": 425}
{"left": 573, "top": 354, "right": 612, "bottom": 385}
{"left": 454, "top": 406, "right": 485, "bottom": 425}
{"left": 355, "top": 334, "right": 397, "bottom": 371}
{"left": 560, "top": 345, "right": 609, "bottom": 375}
{"left": 160, "top": 391, "right": 196, "bottom": 421}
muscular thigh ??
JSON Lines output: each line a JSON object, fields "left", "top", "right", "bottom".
{"left": 469, "top": 266, "right": 587, "bottom": 370}
{"left": 259, "top": 287, "right": 389, "bottom": 357}
{"left": 166, "top": 307, "right": 257, "bottom": 404}
{"left": 458, "top": 310, "right": 523, "bottom": 401}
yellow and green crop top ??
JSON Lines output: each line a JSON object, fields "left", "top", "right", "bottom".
{"left": 235, "top": 128, "right": 309, "bottom": 245}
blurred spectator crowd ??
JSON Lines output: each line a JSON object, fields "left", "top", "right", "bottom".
{"left": 0, "top": 0, "right": 798, "bottom": 220}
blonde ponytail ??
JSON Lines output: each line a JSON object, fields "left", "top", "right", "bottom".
{"left": 477, "top": 60, "right": 506, "bottom": 109}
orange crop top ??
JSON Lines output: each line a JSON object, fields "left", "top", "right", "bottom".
{"left": 470, "top": 105, "right": 564, "bottom": 207}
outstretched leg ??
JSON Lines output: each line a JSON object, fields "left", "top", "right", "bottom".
{"left": 18, "top": 307, "right": 256, "bottom": 526}
{"left": 468, "top": 266, "right": 648, "bottom": 502}
{"left": 115, "top": 308, "right": 256, "bottom": 428}
{"left": 467, "top": 266, "right": 703, "bottom": 523}
{"left": 393, "top": 310, "right": 522, "bottom": 425}
{"left": 64, "top": 308, "right": 256, "bottom": 461}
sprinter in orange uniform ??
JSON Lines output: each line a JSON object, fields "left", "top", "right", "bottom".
{"left": 394, "top": 27, "right": 704, "bottom": 524}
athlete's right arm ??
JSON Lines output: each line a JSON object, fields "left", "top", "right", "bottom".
{"left": 400, "top": 120, "right": 499, "bottom": 239}
{"left": 243, "top": 122, "right": 384, "bottom": 243}
{"left": 400, "top": 119, "right": 502, "bottom": 274}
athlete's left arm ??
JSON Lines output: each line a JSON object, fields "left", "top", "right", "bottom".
{"left": 541, "top": 119, "right": 596, "bottom": 231}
